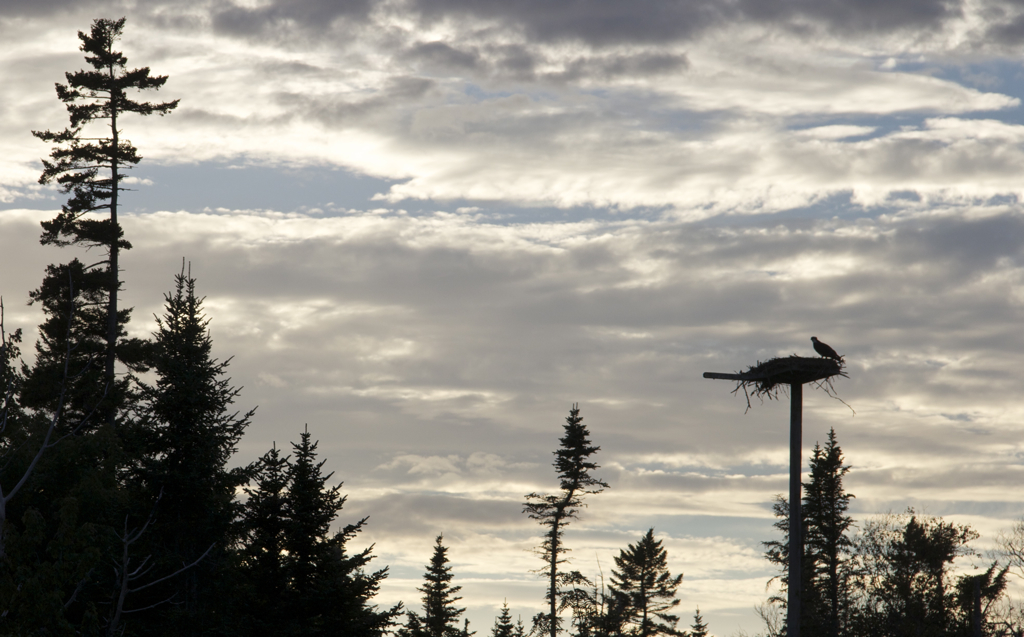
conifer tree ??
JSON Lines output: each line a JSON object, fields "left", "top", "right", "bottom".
{"left": 690, "top": 607, "right": 709, "bottom": 637}
{"left": 398, "top": 611, "right": 428, "bottom": 637}
{"left": 284, "top": 426, "right": 345, "bottom": 604}
{"left": 492, "top": 600, "right": 515, "bottom": 637}
{"left": 524, "top": 404, "right": 608, "bottom": 637}
{"left": 609, "top": 528, "right": 683, "bottom": 637}
{"left": 1, "top": 266, "right": 126, "bottom": 634}
{"left": 132, "top": 265, "right": 252, "bottom": 635}
{"left": 241, "top": 444, "right": 292, "bottom": 632}
{"left": 239, "top": 429, "right": 401, "bottom": 636}
{"left": 20, "top": 260, "right": 118, "bottom": 427}
{"left": 763, "top": 429, "right": 855, "bottom": 637}
{"left": 32, "top": 17, "right": 177, "bottom": 422}
{"left": 419, "top": 534, "right": 465, "bottom": 637}
{"left": 802, "top": 429, "right": 854, "bottom": 637}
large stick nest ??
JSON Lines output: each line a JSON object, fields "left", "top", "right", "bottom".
{"left": 731, "top": 355, "right": 849, "bottom": 412}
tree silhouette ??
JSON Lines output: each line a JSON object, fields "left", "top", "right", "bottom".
{"left": 132, "top": 264, "right": 253, "bottom": 635}
{"left": 763, "top": 429, "right": 856, "bottom": 637}
{"left": 853, "top": 511, "right": 981, "bottom": 636}
{"left": 32, "top": 17, "right": 177, "bottom": 423}
{"left": 610, "top": 528, "right": 683, "bottom": 637}
{"left": 492, "top": 600, "right": 515, "bottom": 637}
{"left": 689, "top": 607, "right": 710, "bottom": 637}
{"left": 240, "top": 443, "right": 291, "bottom": 632}
{"left": 418, "top": 534, "right": 465, "bottom": 637}
{"left": 802, "top": 429, "right": 854, "bottom": 637}
{"left": 239, "top": 429, "right": 400, "bottom": 636}
{"left": 524, "top": 404, "right": 609, "bottom": 637}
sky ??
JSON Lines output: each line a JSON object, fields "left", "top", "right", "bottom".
{"left": 4, "top": 0, "right": 1024, "bottom": 634}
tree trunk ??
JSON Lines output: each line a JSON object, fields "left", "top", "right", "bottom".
{"left": 106, "top": 63, "right": 120, "bottom": 427}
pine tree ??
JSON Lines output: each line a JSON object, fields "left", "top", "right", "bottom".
{"left": 419, "top": 534, "right": 465, "bottom": 637}
{"left": 524, "top": 404, "right": 609, "bottom": 637}
{"left": 132, "top": 265, "right": 252, "bottom": 635}
{"left": 610, "top": 528, "right": 683, "bottom": 637}
{"left": 492, "top": 600, "right": 515, "bottom": 637}
{"left": 32, "top": 18, "right": 177, "bottom": 420}
{"left": 690, "top": 607, "right": 709, "bottom": 637}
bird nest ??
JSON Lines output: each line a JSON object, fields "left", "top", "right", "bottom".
{"left": 730, "top": 356, "right": 849, "bottom": 412}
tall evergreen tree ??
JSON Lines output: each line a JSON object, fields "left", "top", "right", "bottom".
{"left": 284, "top": 426, "right": 345, "bottom": 606}
{"left": 763, "top": 429, "right": 856, "bottom": 637}
{"left": 492, "top": 600, "right": 515, "bottom": 637}
{"left": 419, "top": 534, "right": 465, "bottom": 637}
{"left": 524, "top": 404, "right": 609, "bottom": 637}
{"left": 241, "top": 443, "right": 291, "bottom": 633}
{"left": 802, "top": 429, "right": 855, "bottom": 637}
{"left": 1, "top": 264, "right": 127, "bottom": 635}
{"left": 32, "top": 17, "right": 177, "bottom": 422}
{"left": 4, "top": 22, "right": 176, "bottom": 627}
{"left": 131, "top": 265, "right": 252, "bottom": 635}
{"left": 609, "top": 528, "right": 683, "bottom": 637}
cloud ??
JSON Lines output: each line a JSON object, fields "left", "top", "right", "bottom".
{"left": 10, "top": 1, "right": 1024, "bottom": 632}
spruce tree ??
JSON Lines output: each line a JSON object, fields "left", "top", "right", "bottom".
{"left": 398, "top": 611, "right": 428, "bottom": 637}
{"left": 690, "top": 607, "right": 709, "bottom": 637}
{"left": 802, "top": 429, "right": 854, "bottom": 637}
{"left": 492, "top": 600, "right": 515, "bottom": 637}
{"left": 32, "top": 17, "right": 177, "bottom": 422}
{"left": 284, "top": 426, "right": 344, "bottom": 602}
{"left": 20, "top": 260, "right": 120, "bottom": 428}
{"left": 523, "top": 404, "right": 609, "bottom": 637}
{"left": 1, "top": 263, "right": 128, "bottom": 634}
{"left": 132, "top": 265, "right": 252, "bottom": 635}
{"left": 241, "top": 444, "right": 291, "bottom": 633}
{"left": 419, "top": 534, "right": 465, "bottom": 637}
{"left": 239, "top": 429, "right": 401, "bottom": 636}
{"left": 763, "top": 429, "right": 855, "bottom": 637}
{"left": 609, "top": 528, "right": 683, "bottom": 637}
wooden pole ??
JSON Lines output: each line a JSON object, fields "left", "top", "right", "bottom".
{"left": 973, "top": 576, "right": 982, "bottom": 637}
{"left": 789, "top": 383, "right": 802, "bottom": 637}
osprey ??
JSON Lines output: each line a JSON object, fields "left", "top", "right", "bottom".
{"left": 811, "top": 336, "right": 842, "bottom": 361}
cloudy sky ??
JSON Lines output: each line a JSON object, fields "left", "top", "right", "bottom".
{"left": 5, "top": 0, "right": 1024, "bottom": 633}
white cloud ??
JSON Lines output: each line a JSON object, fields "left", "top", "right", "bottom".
{"left": 8, "top": 1, "right": 1024, "bottom": 632}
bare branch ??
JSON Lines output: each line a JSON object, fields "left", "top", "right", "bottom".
{"left": 127, "top": 542, "right": 215, "bottom": 595}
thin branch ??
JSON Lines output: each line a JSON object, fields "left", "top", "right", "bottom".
{"left": 127, "top": 542, "right": 215, "bottom": 595}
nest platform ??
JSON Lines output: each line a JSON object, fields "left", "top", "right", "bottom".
{"left": 704, "top": 355, "right": 846, "bottom": 405}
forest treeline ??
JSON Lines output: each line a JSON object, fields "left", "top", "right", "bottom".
{"left": 4, "top": 16, "right": 1024, "bottom": 637}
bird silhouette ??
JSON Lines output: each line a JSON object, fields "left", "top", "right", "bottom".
{"left": 811, "top": 336, "right": 842, "bottom": 361}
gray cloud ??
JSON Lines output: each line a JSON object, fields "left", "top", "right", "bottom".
{"left": 8, "top": 0, "right": 1024, "bottom": 630}
{"left": 210, "top": 0, "right": 375, "bottom": 38}
{"left": 407, "top": 0, "right": 960, "bottom": 45}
